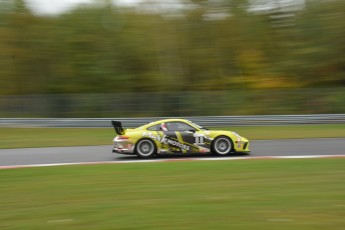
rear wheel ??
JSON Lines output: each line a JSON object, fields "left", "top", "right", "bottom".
{"left": 135, "top": 139, "right": 157, "bottom": 158}
{"left": 212, "top": 136, "right": 232, "bottom": 156}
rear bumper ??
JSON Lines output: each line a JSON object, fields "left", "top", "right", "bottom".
{"left": 113, "top": 139, "right": 135, "bottom": 154}
{"left": 112, "top": 147, "right": 135, "bottom": 155}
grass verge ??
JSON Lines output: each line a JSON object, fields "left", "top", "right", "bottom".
{"left": 0, "top": 158, "right": 344, "bottom": 229}
{"left": 0, "top": 124, "right": 344, "bottom": 149}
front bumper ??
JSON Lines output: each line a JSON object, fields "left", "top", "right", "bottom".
{"left": 234, "top": 140, "right": 250, "bottom": 154}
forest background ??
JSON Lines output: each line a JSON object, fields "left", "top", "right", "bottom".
{"left": 0, "top": 0, "right": 344, "bottom": 117}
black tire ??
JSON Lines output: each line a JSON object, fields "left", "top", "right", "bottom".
{"left": 135, "top": 139, "right": 157, "bottom": 158}
{"left": 211, "top": 136, "right": 233, "bottom": 156}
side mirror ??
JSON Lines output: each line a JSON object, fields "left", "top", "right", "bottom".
{"left": 187, "top": 129, "right": 196, "bottom": 133}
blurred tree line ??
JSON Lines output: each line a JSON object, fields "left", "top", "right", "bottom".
{"left": 0, "top": 0, "right": 344, "bottom": 96}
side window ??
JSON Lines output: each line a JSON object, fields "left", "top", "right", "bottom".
{"left": 147, "top": 124, "right": 161, "bottom": 131}
{"left": 166, "top": 122, "right": 195, "bottom": 131}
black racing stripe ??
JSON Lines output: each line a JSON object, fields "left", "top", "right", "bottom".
{"left": 182, "top": 135, "right": 195, "bottom": 145}
{"left": 162, "top": 132, "right": 200, "bottom": 153}
{"left": 163, "top": 131, "right": 177, "bottom": 140}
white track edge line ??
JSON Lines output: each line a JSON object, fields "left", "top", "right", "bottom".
{"left": 1, "top": 154, "right": 345, "bottom": 170}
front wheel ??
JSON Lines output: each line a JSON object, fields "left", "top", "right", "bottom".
{"left": 135, "top": 139, "right": 157, "bottom": 158}
{"left": 212, "top": 136, "right": 232, "bottom": 156}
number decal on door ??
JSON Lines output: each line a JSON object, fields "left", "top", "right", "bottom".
{"left": 194, "top": 136, "right": 204, "bottom": 144}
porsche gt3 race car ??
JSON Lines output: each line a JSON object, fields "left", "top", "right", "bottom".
{"left": 112, "top": 118, "right": 250, "bottom": 158}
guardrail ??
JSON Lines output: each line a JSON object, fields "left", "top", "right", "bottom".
{"left": 0, "top": 114, "right": 344, "bottom": 128}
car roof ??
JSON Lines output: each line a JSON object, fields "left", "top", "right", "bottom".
{"left": 138, "top": 118, "right": 193, "bottom": 129}
{"left": 155, "top": 118, "right": 189, "bottom": 123}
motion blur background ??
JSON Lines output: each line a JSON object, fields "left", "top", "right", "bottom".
{"left": 0, "top": 0, "right": 344, "bottom": 117}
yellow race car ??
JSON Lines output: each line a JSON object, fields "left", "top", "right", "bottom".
{"left": 112, "top": 118, "right": 250, "bottom": 158}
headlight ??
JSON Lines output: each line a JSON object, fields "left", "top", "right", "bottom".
{"left": 232, "top": 132, "right": 241, "bottom": 138}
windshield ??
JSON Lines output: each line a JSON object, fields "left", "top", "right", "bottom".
{"left": 188, "top": 121, "right": 208, "bottom": 130}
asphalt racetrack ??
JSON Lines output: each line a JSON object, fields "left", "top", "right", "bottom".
{"left": 0, "top": 138, "right": 344, "bottom": 167}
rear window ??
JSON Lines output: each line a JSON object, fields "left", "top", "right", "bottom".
{"left": 147, "top": 124, "right": 161, "bottom": 131}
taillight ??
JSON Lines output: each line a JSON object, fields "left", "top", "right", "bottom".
{"left": 117, "top": 135, "right": 129, "bottom": 140}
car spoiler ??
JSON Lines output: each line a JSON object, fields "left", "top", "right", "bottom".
{"left": 111, "top": 120, "right": 125, "bottom": 135}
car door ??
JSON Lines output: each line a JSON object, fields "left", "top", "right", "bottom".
{"left": 169, "top": 121, "right": 213, "bottom": 153}
{"left": 165, "top": 122, "right": 199, "bottom": 153}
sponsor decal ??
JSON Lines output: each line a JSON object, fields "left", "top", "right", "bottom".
{"left": 143, "top": 132, "right": 191, "bottom": 151}
{"left": 165, "top": 138, "right": 191, "bottom": 151}
{"left": 199, "top": 148, "right": 209, "bottom": 153}
{"left": 143, "top": 132, "right": 161, "bottom": 141}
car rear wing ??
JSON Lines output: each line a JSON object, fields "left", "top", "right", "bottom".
{"left": 111, "top": 120, "right": 125, "bottom": 135}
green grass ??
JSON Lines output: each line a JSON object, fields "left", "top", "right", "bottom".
{"left": 0, "top": 124, "right": 344, "bottom": 149}
{"left": 227, "top": 124, "right": 345, "bottom": 140}
{"left": 0, "top": 127, "right": 114, "bottom": 149}
{"left": 0, "top": 158, "right": 344, "bottom": 229}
